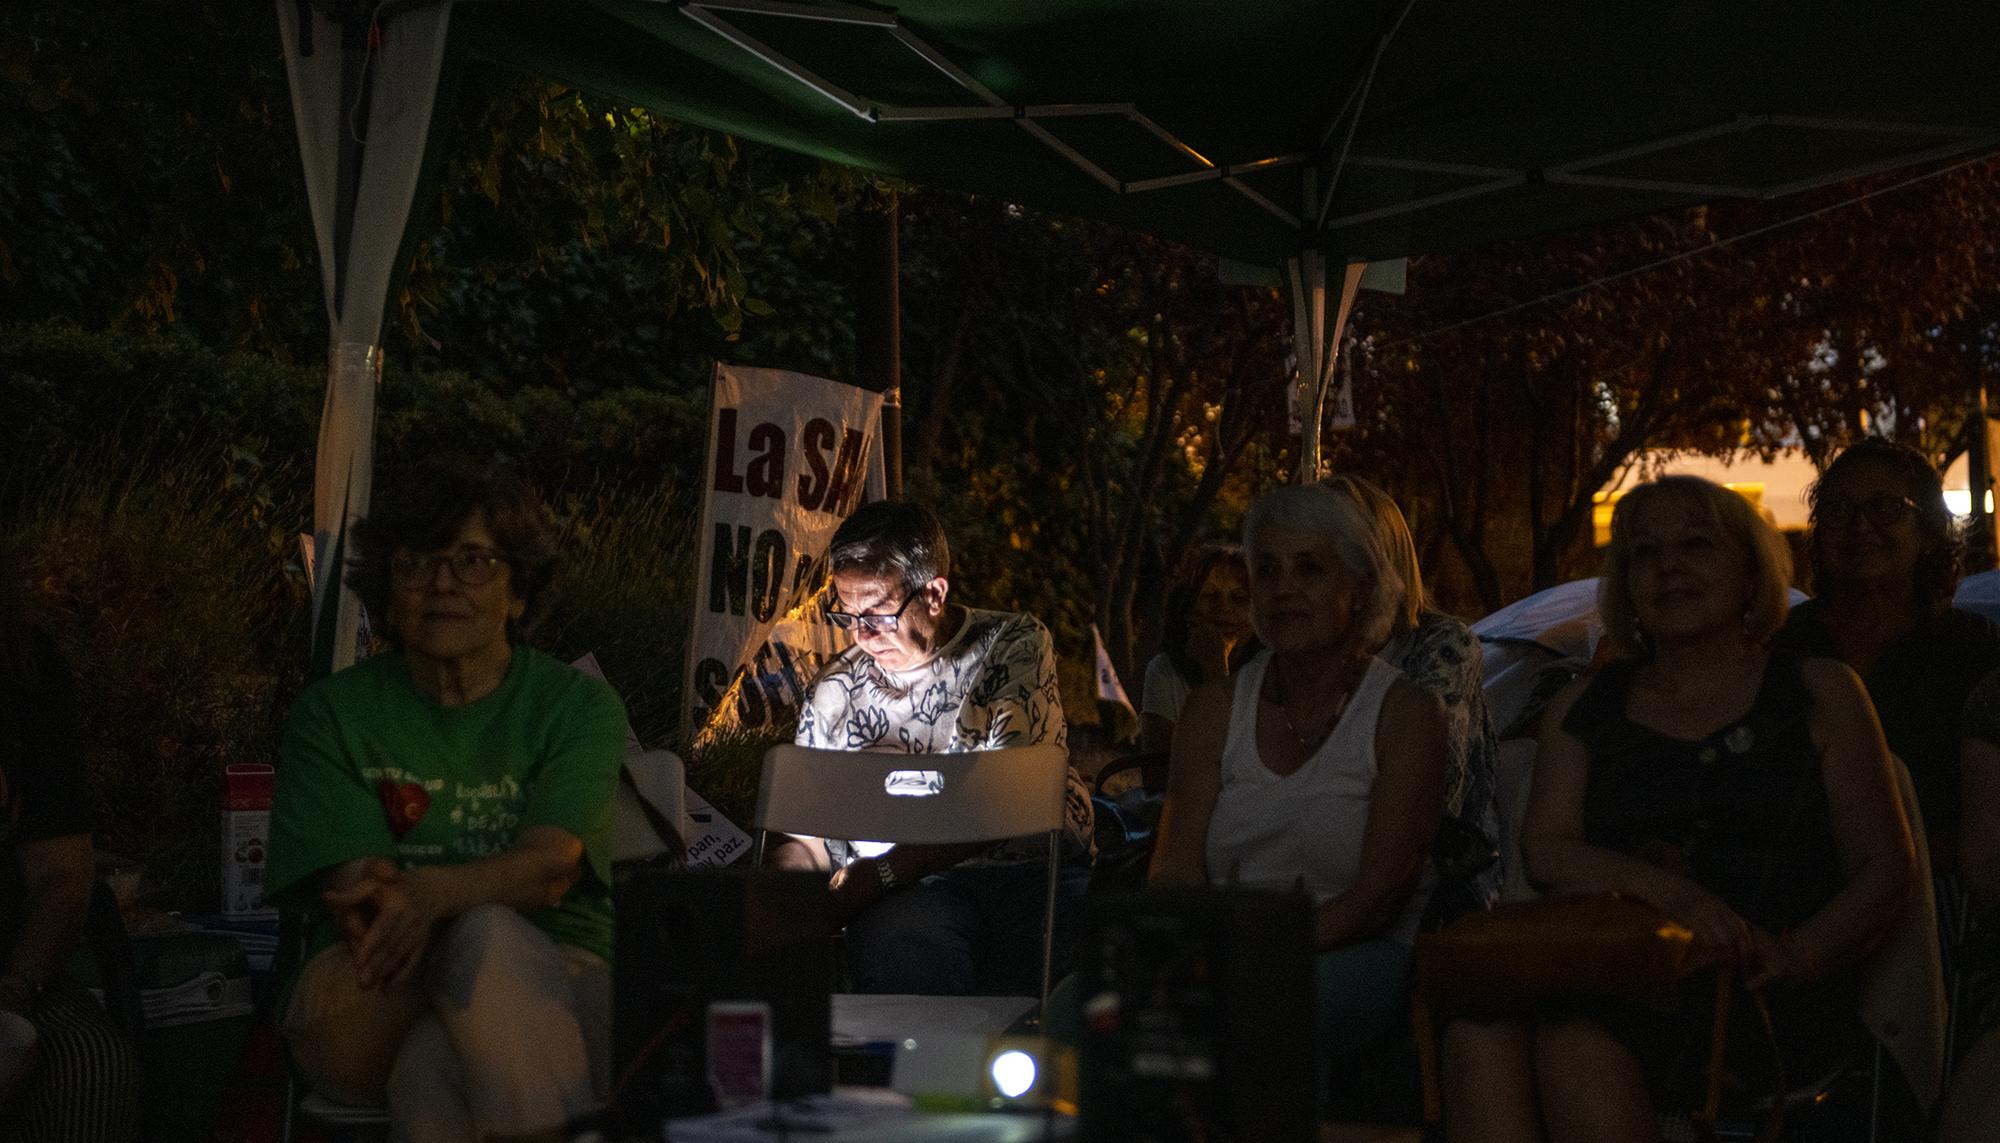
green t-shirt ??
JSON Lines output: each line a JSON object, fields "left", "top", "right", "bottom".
{"left": 266, "top": 646, "right": 627, "bottom": 964}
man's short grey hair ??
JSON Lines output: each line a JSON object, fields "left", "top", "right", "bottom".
{"left": 1242, "top": 483, "right": 1404, "bottom": 652}
{"left": 827, "top": 500, "right": 952, "bottom": 593}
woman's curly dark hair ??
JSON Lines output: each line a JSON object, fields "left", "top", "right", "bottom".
{"left": 346, "top": 459, "right": 561, "bottom": 647}
{"left": 1806, "top": 436, "right": 1961, "bottom": 614}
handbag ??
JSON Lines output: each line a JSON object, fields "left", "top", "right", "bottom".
{"left": 1408, "top": 893, "right": 1782, "bottom": 1142}
{"left": 1413, "top": 891, "right": 1713, "bottom": 1014}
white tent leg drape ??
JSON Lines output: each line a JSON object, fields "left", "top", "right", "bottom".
{"left": 1286, "top": 253, "right": 1367, "bottom": 482}
{"left": 279, "top": 0, "right": 454, "bottom": 673}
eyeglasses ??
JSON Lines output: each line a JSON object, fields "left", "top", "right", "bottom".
{"left": 390, "top": 548, "right": 508, "bottom": 587}
{"left": 1816, "top": 493, "right": 1918, "bottom": 531}
{"left": 824, "top": 589, "right": 921, "bottom": 633}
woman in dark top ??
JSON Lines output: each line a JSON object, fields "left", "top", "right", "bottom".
{"left": 1443, "top": 476, "right": 1913, "bottom": 1142}
{"left": 1139, "top": 547, "right": 1255, "bottom": 753}
{"left": 1944, "top": 665, "right": 2000, "bottom": 1140}
{"left": 1774, "top": 437, "right": 2000, "bottom": 867}
{"left": 0, "top": 545, "right": 139, "bottom": 1141}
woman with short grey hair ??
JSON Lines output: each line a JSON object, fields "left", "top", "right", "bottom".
{"left": 1151, "top": 481, "right": 1448, "bottom": 1106}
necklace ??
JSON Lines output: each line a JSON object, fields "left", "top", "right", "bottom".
{"left": 1263, "top": 659, "right": 1362, "bottom": 750}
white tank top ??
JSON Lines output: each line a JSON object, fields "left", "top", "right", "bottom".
{"left": 1204, "top": 652, "right": 1432, "bottom": 944}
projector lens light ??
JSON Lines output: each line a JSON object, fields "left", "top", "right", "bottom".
{"left": 990, "top": 1049, "right": 1037, "bottom": 1099}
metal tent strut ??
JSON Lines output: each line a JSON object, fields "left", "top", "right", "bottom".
{"left": 664, "top": 0, "right": 1995, "bottom": 248}
{"left": 672, "top": 0, "right": 1311, "bottom": 227}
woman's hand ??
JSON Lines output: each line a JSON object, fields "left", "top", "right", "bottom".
{"left": 360, "top": 866, "right": 453, "bottom": 988}
{"left": 1647, "top": 881, "right": 1754, "bottom": 966}
{"left": 322, "top": 861, "right": 449, "bottom": 988}
{"left": 322, "top": 856, "right": 401, "bottom": 947}
{"left": 1744, "top": 929, "right": 1823, "bottom": 990}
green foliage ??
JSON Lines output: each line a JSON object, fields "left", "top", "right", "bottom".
{"left": 537, "top": 480, "right": 700, "bottom": 751}
{"left": 0, "top": 1, "right": 318, "bottom": 353}
{"left": 398, "top": 78, "right": 866, "bottom": 393}
{"left": 7, "top": 447, "right": 309, "bottom": 909}
{"left": 0, "top": 321, "right": 324, "bottom": 474}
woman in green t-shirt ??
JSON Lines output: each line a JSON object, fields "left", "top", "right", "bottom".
{"left": 268, "top": 461, "right": 626, "bottom": 1142}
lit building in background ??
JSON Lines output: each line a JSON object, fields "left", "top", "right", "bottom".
{"left": 1593, "top": 447, "right": 1992, "bottom": 547}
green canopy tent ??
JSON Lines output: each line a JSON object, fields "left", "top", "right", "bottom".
{"left": 281, "top": 0, "right": 2000, "bottom": 671}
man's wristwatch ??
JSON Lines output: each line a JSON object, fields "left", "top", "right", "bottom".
{"left": 873, "top": 855, "right": 898, "bottom": 892}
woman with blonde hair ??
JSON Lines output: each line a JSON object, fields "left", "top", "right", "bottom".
{"left": 1152, "top": 481, "right": 1448, "bottom": 1098}
{"left": 1442, "top": 475, "right": 1913, "bottom": 1142}
{"left": 1321, "top": 474, "right": 1501, "bottom": 917}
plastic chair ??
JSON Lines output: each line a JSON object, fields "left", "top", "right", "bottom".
{"left": 751, "top": 743, "right": 1071, "bottom": 1011}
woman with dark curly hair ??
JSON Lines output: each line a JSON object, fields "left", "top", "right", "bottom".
{"left": 266, "top": 460, "right": 627, "bottom": 1141}
{"left": 1140, "top": 547, "right": 1255, "bottom": 753}
{"left": 1774, "top": 437, "right": 2000, "bottom": 864}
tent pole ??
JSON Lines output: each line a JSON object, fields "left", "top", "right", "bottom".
{"left": 857, "top": 187, "right": 903, "bottom": 498}
{"left": 1287, "top": 252, "right": 1325, "bottom": 482}
{"left": 330, "top": 15, "right": 372, "bottom": 318}
{"left": 1287, "top": 254, "right": 1368, "bottom": 483}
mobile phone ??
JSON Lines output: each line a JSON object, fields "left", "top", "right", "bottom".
{"left": 706, "top": 1000, "right": 772, "bottom": 1109}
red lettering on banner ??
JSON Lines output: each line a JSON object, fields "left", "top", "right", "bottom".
{"left": 712, "top": 408, "right": 744, "bottom": 494}
{"left": 750, "top": 529, "right": 787, "bottom": 622}
{"left": 796, "top": 418, "right": 836, "bottom": 510}
{"left": 745, "top": 422, "right": 786, "bottom": 499}
{"left": 822, "top": 429, "right": 866, "bottom": 516}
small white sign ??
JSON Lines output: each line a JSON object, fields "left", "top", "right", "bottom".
{"left": 682, "top": 785, "right": 752, "bottom": 868}
{"left": 571, "top": 653, "right": 750, "bottom": 867}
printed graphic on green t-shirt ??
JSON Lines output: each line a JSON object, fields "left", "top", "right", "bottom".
{"left": 266, "top": 646, "right": 627, "bottom": 965}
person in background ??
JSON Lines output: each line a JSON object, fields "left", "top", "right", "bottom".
{"left": 1774, "top": 437, "right": 2000, "bottom": 869}
{"left": 1139, "top": 547, "right": 1255, "bottom": 754}
{"left": 266, "top": 461, "right": 626, "bottom": 1143}
{"left": 1443, "top": 476, "right": 1913, "bottom": 1143}
{"left": 0, "top": 544, "right": 140, "bottom": 1142}
{"left": 1150, "top": 482, "right": 1447, "bottom": 1095}
{"left": 1943, "top": 665, "right": 2000, "bottom": 1141}
{"left": 1322, "top": 473, "right": 1501, "bottom": 920}
{"left": 772, "top": 501, "right": 1095, "bottom": 996}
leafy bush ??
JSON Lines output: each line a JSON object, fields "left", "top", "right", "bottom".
{"left": 539, "top": 479, "right": 701, "bottom": 751}
{"left": 8, "top": 446, "right": 308, "bottom": 909}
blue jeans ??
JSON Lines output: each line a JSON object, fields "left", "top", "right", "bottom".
{"left": 843, "top": 860, "right": 1092, "bottom": 995}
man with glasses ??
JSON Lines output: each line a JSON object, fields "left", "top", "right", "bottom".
{"left": 771, "top": 501, "right": 1095, "bottom": 995}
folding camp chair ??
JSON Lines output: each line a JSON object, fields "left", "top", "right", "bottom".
{"left": 751, "top": 743, "right": 1072, "bottom": 1011}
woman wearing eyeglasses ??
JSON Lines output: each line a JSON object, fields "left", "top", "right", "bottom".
{"left": 1773, "top": 437, "right": 2000, "bottom": 868}
{"left": 266, "top": 459, "right": 626, "bottom": 1142}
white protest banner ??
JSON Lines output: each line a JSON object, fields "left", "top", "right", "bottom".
{"left": 685, "top": 364, "right": 887, "bottom": 744}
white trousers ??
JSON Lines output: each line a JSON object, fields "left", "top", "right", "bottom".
{"left": 283, "top": 904, "right": 610, "bottom": 1143}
